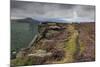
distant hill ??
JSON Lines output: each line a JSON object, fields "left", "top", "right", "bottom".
{"left": 33, "top": 17, "right": 95, "bottom": 23}
{"left": 11, "top": 17, "right": 40, "bottom": 24}
{"left": 11, "top": 17, "right": 95, "bottom": 23}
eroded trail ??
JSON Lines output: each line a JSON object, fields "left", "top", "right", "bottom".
{"left": 52, "top": 24, "right": 80, "bottom": 63}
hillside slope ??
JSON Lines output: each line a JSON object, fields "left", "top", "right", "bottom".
{"left": 11, "top": 22, "right": 95, "bottom": 66}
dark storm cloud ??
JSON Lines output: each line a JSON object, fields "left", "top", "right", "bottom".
{"left": 11, "top": 1, "right": 95, "bottom": 21}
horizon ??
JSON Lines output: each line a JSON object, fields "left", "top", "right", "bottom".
{"left": 11, "top": 16, "right": 95, "bottom": 23}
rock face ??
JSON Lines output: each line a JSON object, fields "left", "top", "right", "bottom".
{"left": 16, "top": 48, "right": 29, "bottom": 58}
{"left": 28, "top": 50, "right": 52, "bottom": 57}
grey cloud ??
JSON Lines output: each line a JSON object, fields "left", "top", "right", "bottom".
{"left": 11, "top": 1, "right": 95, "bottom": 21}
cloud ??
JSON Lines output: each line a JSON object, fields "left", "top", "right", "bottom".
{"left": 11, "top": 1, "right": 95, "bottom": 22}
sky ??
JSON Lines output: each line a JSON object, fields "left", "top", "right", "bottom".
{"left": 11, "top": 0, "right": 95, "bottom": 22}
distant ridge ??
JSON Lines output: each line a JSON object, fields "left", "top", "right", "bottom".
{"left": 11, "top": 17, "right": 40, "bottom": 24}
{"left": 11, "top": 17, "right": 95, "bottom": 23}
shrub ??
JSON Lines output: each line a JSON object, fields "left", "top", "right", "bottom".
{"left": 50, "top": 49, "right": 65, "bottom": 61}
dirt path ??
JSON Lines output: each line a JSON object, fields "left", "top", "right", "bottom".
{"left": 52, "top": 24, "right": 80, "bottom": 63}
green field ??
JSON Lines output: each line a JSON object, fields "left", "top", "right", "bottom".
{"left": 11, "top": 21, "right": 38, "bottom": 55}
